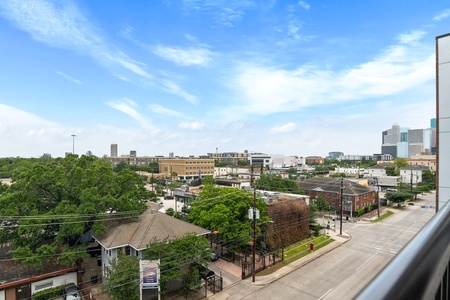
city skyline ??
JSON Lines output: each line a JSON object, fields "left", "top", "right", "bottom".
{"left": 0, "top": 1, "right": 448, "bottom": 158}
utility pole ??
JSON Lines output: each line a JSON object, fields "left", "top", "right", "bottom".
{"left": 340, "top": 177, "right": 344, "bottom": 235}
{"left": 376, "top": 177, "right": 380, "bottom": 218}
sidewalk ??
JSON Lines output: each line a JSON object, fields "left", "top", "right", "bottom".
{"left": 208, "top": 230, "right": 351, "bottom": 299}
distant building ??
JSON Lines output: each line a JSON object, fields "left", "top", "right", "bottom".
{"left": 305, "top": 156, "right": 324, "bottom": 164}
{"left": 111, "top": 144, "right": 118, "bottom": 157}
{"left": 406, "top": 155, "right": 436, "bottom": 171}
{"left": 159, "top": 157, "right": 215, "bottom": 180}
{"left": 399, "top": 166, "right": 427, "bottom": 187}
{"left": 328, "top": 152, "right": 344, "bottom": 159}
{"left": 381, "top": 123, "right": 436, "bottom": 159}
{"left": 208, "top": 150, "right": 249, "bottom": 165}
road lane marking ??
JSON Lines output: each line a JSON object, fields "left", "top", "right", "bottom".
{"left": 356, "top": 252, "right": 378, "bottom": 271}
{"left": 318, "top": 288, "right": 332, "bottom": 300}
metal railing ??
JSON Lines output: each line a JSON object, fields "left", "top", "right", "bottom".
{"left": 356, "top": 200, "right": 450, "bottom": 300}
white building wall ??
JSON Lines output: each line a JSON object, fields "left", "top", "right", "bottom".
{"left": 31, "top": 272, "right": 77, "bottom": 295}
{"left": 437, "top": 34, "right": 450, "bottom": 209}
{"left": 0, "top": 290, "right": 4, "bottom": 300}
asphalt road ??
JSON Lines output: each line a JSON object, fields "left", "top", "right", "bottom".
{"left": 230, "top": 192, "right": 437, "bottom": 300}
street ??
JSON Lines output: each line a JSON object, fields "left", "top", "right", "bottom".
{"left": 213, "top": 192, "right": 437, "bottom": 300}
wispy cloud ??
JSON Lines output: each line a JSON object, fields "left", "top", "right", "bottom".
{"left": 178, "top": 121, "right": 205, "bottom": 130}
{"left": 162, "top": 80, "right": 198, "bottom": 104}
{"left": 0, "top": 0, "right": 153, "bottom": 81}
{"left": 107, "top": 99, "right": 160, "bottom": 133}
{"left": 153, "top": 45, "right": 213, "bottom": 66}
{"left": 230, "top": 30, "right": 434, "bottom": 116}
{"left": 269, "top": 123, "right": 297, "bottom": 134}
{"left": 398, "top": 30, "right": 426, "bottom": 45}
{"left": 298, "top": 1, "right": 310, "bottom": 10}
{"left": 149, "top": 104, "right": 189, "bottom": 119}
{"left": 56, "top": 71, "right": 81, "bottom": 84}
{"left": 433, "top": 9, "right": 450, "bottom": 21}
{"left": 182, "top": 0, "right": 255, "bottom": 27}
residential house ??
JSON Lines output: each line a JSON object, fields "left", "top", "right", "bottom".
{"left": 399, "top": 166, "right": 427, "bottom": 187}
{"left": 93, "top": 202, "right": 210, "bottom": 282}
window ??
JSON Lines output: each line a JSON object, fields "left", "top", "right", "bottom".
{"left": 36, "top": 281, "right": 53, "bottom": 291}
{"left": 125, "top": 245, "right": 130, "bottom": 256}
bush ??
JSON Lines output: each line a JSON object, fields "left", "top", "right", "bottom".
{"left": 32, "top": 282, "right": 75, "bottom": 300}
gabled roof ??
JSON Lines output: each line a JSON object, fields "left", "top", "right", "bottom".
{"left": 399, "top": 165, "right": 428, "bottom": 171}
{"left": 94, "top": 202, "right": 209, "bottom": 251}
{"left": 298, "top": 177, "right": 372, "bottom": 195}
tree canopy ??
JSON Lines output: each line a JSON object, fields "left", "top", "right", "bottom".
{"left": 188, "top": 185, "right": 270, "bottom": 250}
{"left": 143, "top": 233, "right": 210, "bottom": 297}
{"left": 103, "top": 253, "right": 140, "bottom": 300}
{"left": 0, "top": 155, "right": 149, "bottom": 267}
{"left": 254, "top": 174, "right": 304, "bottom": 194}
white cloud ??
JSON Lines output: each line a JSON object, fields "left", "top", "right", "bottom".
{"left": 178, "top": 121, "right": 205, "bottom": 130}
{"left": 56, "top": 71, "right": 81, "bottom": 84}
{"left": 433, "top": 9, "right": 450, "bottom": 21}
{"left": 107, "top": 99, "right": 160, "bottom": 133}
{"left": 229, "top": 30, "right": 435, "bottom": 116}
{"left": 161, "top": 80, "right": 198, "bottom": 104}
{"left": 298, "top": 1, "right": 310, "bottom": 10}
{"left": 153, "top": 45, "right": 212, "bottom": 66}
{"left": 149, "top": 104, "right": 189, "bottom": 119}
{"left": 269, "top": 122, "right": 297, "bottom": 134}
{"left": 398, "top": 30, "right": 426, "bottom": 45}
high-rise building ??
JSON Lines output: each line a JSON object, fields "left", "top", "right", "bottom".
{"left": 111, "top": 144, "right": 118, "bottom": 157}
{"left": 381, "top": 122, "right": 436, "bottom": 159}
{"left": 436, "top": 33, "right": 450, "bottom": 209}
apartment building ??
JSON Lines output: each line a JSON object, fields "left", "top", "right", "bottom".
{"left": 159, "top": 157, "right": 215, "bottom": 180}
{"left": 208, "top": 150, "right": 249, "bottom": 165}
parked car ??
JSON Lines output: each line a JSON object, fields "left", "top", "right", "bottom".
{"left": 408, "top": 202, "right": 414, "bottom": 206}
{"left": 164, "top": 195, "right": 174, "bottom": 200}
{"left": 63, "top": 285, "right": 82, "bottom": 300}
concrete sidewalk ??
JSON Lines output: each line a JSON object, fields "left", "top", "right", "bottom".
{"left": 208, "top": 230, "right": 351, "bottom": 299}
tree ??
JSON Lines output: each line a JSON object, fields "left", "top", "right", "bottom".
{"left": 188, "top": 186, "right": 270, "bottom": 251}
{"left": 143, "top": 233, "right": 210, "bottom": 298}
{"left": 385, "top": 165, "right": 398, "bottom": 176}
{"left": 103, "top": 253, "right": 139, "bottom": 300}
{"left": 254, "top": 174, "right": 304, "bottom": 194}
{"left": 201, "top": 175, "right": 216, "bottom": 186}
{"left": 0, "top": 155, "right": 149, "bottom": 267}
{"left": 386, "top": 191, "right": 413, "bottom": 207}
{"left": 314, "top": 195, "right": 330, "bottom": 211}
{"left": 393, "top": 158, "right": 409, "bottom": 168}
{"left": 237, "top": 160, "right": 250, "bottom": 166}
{"left": 287, "top": 167, "right": 298, "bottom": 179}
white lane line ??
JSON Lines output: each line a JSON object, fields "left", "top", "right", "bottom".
{"left": 318, "top": 288, "right": 333, "bottom": 300}
{"left": 356, "top": 252, "right": 378, "bottom": 271}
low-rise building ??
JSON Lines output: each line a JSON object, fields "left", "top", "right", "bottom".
{"left": 298, "top": 177, "right": 376, "bottom": 215}
{"left": 159, "top": 158, "right": 215, "bottom": 180}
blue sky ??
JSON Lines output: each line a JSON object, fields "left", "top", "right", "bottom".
{"left": 0, "top": 1, "right": 448, "bottom": 158}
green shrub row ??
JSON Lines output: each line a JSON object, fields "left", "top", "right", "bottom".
{"left": 32, "top": 282, "right": 76, "bottom": 300}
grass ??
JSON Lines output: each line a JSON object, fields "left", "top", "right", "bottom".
{"left": 371, "top": 210, "right": 394, "bottom": 222}
{"left": 256, "top": 235, "right": 334, "bottom": 276}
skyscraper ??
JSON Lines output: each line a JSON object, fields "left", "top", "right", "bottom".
{"left": 111, "top": 144, "right": 118, "bottom": 158}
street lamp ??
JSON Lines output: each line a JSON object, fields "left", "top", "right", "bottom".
{"left": 71, "top": 134, "right": 76, "bottom": 154}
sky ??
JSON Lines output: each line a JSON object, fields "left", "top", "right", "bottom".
{"left": 0, "top": 1, "right": 448, "bottom": 158}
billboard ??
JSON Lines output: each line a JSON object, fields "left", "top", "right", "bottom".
{"left": 140, "top": 260, "right": 159, "bottom": 290}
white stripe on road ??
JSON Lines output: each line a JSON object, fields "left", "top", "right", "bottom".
{"left": 356, "top": 252, "right": 378, "bottom": 271}
{"left": 318, "top": 288, "right": 333, "bottom": 300}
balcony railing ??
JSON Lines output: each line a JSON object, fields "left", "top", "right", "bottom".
{"left": 356, "top": 200, "right": 450, "bottom": 300}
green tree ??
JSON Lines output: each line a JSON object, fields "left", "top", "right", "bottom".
{"left": 0, "top": 155, "right": 148, "bottom": 267}
{"left": 385, "top": 165, "right": 398, "bottom": 176}
{"left": 188, "top": 186, "right": 270, "bottom": 250}
{"left": 386, "top": 191, "right": 413, "bottom": 207}
{"left": 201, "top": 175, "right": 216, "bottom": 186}
{"left": 237, "top": 160, "right": 250, "bottom": 166}
{"left": 287, "top": 167, "right": 298, "bottom": 179}
{"left": 143, "top": 233, "right": 210, "bottom": 298}
{"left": 103, "top": 253, "right": 139, "bottom": 300}
{"left": 393, "top": 158, "right": 409, "bottom": 168}
{"left": 314, "top": 195, "right": 330, "bottom": 211}
{"left": 254, "top": 174, "right": 304, "bottom": 194}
